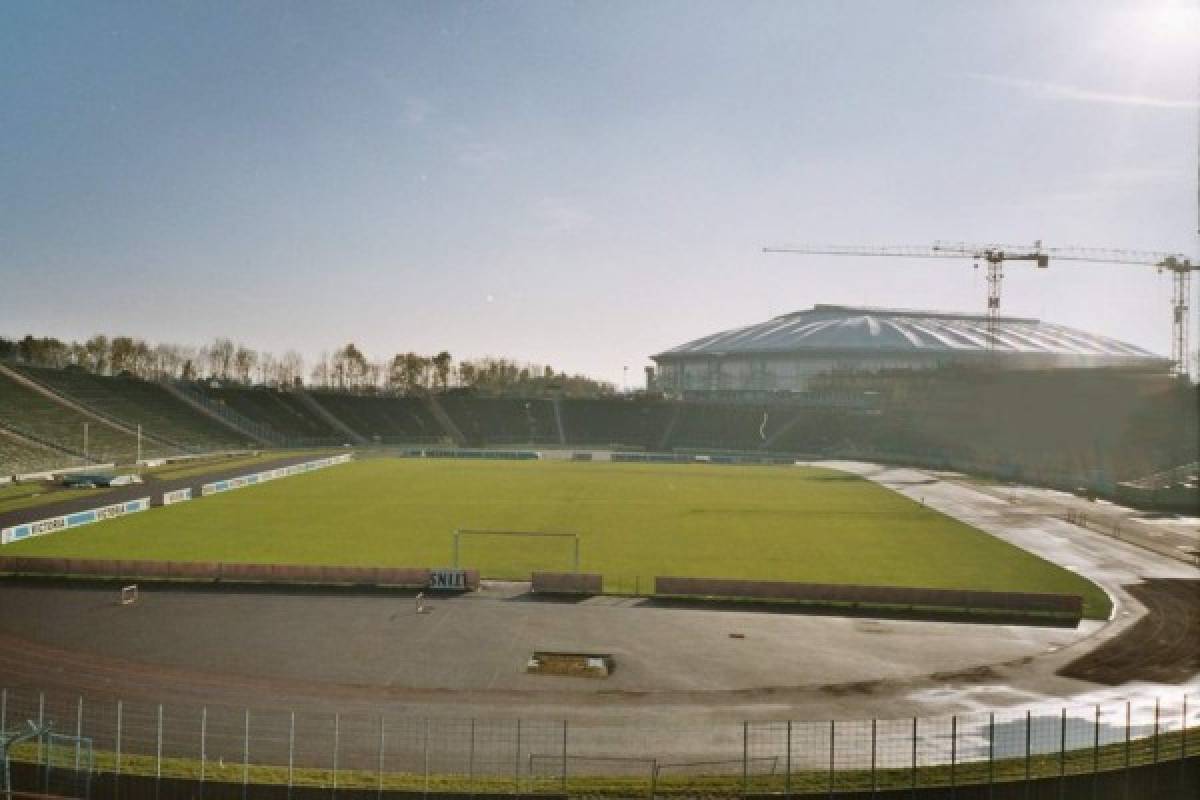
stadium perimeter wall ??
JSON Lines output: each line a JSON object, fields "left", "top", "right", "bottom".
{"left": 9, "top": 759, "right": 1199, "bottom": 800}
{"left": 653, "top": 576, "right": 1083, "bottom": 622}
{"left": 0, "top": 557, "right": 478, "bottom": 590}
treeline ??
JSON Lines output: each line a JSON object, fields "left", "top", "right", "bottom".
{"left": 0, "top": 335, "right": 614, "bottom": 397}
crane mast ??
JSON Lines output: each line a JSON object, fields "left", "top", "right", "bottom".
{"left": 763, "top": 242, "right": 1195, "bottom": 374}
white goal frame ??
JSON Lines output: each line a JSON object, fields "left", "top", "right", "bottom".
{"left": 120, "top": 584, "right": 138, "bottom": 605}
{"left": 452, "top": 529, "right": 580, "bottom": 573}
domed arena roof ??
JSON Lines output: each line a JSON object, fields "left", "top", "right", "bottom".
{"left": 653, "top": 305, "right": 1168, "bottom": 369}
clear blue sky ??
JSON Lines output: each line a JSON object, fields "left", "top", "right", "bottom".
{"left": 2, "top": 0, "right": 1197, "bottom": 384}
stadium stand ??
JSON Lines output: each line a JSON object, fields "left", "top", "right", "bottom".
{"left": 664, "top": 402, "right": 797, "bottom": 451}
{"left": 559, "top": 397, "right": 677, "bottom": 450}
{"left": 437, "top": 394, "right": 559, "bottom": 445}
{"left": 0, "top": 427, "right": 85, "bottom": 476}
{"left": 307, "top": 392, "right": 445, "bottom": 443}
{"left": 0, "top": 370, "right": 142, "bottom": 465}
{"left": 13, "top": 365, "right": 247, "bottom": 454}
{"left": 198, "top": 386, "right": 342, "bottom": 444}
{"left": 1, "top": 360, "right": 1194, "bottom": 509}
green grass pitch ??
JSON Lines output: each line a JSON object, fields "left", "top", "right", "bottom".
{"left": 3, "top": 458, "right": 1111, "bottom": 618}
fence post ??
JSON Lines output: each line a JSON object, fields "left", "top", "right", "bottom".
{"left": 1153, "top": 698, "right": 1160, "bottom": 763}
{"left": 561, "top": 720, "right": 568, "bottom": 794}
{"left": 742, "top": 721, "right": 748, "bottom": 796}
{"left": 951, "top": 715, "right": 957, "bottom": 793}
{"left": 1182, "top": 696, "right": 1189, "bottom": 795}
{"left": 333, "top": 712, "right": 340, "bottom": 795}
{"left": 870, "top": 718, "right": 877, "bottom": 793}
{"left": 828, "top": 720, "right": 835, "bottom": 798}
{"left": 1059, "top": 707, "right": 1066, "bottom": 797}
{"left": 376, "top": 715, "right": 384, "bottom": 800}
{"left": 36, "top": 692, "right": 44, "bottom": 766}
{"left": 156, "top": 703, "right": 163, "bottom": 783}
{"left": 911, "top": 717, "right": 918, "bottom": 794}
{"left": 114, "top": 700, "right": 122, "bottom": 783}
{"left": 242, "top": 708, "right": 249, "bottom": 800}
{"left": 1152, "top": 698, "right": 1160, "bottom": 798}
{"left": 988, "top": 712, "right": 994, "bottom": 795}
{"left": 1025, "top": 710, "right": 1031, "bottom": 786}
{"left": 75, "top": 696, "right": 83, "bottom": 772}
{"left": 1124, "top": 700, "right": 1130, "bottom": 800}
{"left": 786, "top": 720, "right": 793, "bottom": 799}
{"left": 201, "top": 707, "right": 207, "bottom": 793}
{"left": 289, "top": 712, "right": 295, "bottom": 798}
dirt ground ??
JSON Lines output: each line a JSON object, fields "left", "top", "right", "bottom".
{"left": 1057, "top": 579, "right": 1200, "bottom": 685}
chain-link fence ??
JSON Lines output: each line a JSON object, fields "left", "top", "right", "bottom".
{"left": 1, "top": 687, "right": 1196, "bottom": 797}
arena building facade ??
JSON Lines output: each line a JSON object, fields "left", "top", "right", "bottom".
{"left": 650, "top": 304, "right": 1172, "bottom": 395}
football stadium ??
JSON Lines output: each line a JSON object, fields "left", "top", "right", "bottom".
{"left": 3, "top": 3, "right": 1199, "bottom": 798}
{"left": 1, "top": 303, "right": 1197, "bottom": 799}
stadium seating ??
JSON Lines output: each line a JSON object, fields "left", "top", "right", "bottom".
{"left": 0, "top": 371, "right": 144, "bottom": 465}
{"left": 560, "top": 397, "right": 677, "bottom": 450}
{"left": 14, "top": 365, "right": 247, "bottom": 454}
{"left": 2, "top": 360, "right": 1195, "bottom": 507}
{"left": 437, "top": 394, "right": 559, "bottom": 445}
{"left": 199, "top": 387, "right": 342, "bottom": 443}
{"left": 665, "top": 402, "right": 799, "bottom": 451}
{"left": 307, "top": 392, "right": 445, "bottom": 443}
{"left": 0, "top": 429, "right": 86, "bottom": 476}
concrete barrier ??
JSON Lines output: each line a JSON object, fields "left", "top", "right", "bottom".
{"left": 653, "top": 576, "right": 1082, "bottom": 619}
{"left": 0, "top": 557, "right": 473, "bottom": 590}
{"left": 532, "top": 571, "right": 603, "bottom": 594}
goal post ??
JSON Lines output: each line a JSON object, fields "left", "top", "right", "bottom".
{"left": 453, "top": 529, "right": 580, "bottom": 573}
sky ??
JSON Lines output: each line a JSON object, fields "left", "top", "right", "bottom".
{"left": 1, "top": 0, "right": 1198, "bottom": 386}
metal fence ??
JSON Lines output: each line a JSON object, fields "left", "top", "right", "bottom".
{"left": 1, "top": 687, "right": 1196, "bottom": 797}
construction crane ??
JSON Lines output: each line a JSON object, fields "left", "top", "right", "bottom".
{"left": 762, "top": 241, "right": 1196, "bottom": 375}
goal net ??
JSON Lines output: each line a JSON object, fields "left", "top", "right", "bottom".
{"left": 452, "top": 529, "right": 580, "bottom": 579}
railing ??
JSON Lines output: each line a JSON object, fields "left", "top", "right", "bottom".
{"left": 5, "top": 365, "right": 191, "bottom": 456}
{"left": 162, "top": 382, "right": 287, "bottom": 448}
{"left": 0, "top": 419, "right": 96, "bottom": 465}
{"left": 1, "top": 688, "right": 1195, "bottom": 798}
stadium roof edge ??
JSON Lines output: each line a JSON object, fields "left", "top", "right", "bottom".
{"left": 651, "top": 304, "right": 1169, "bottom": 365}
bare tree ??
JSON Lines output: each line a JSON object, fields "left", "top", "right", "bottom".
{"left": 432, "top": 351, "right": 453, "bottom": 390}
{"left": 209, "top": 338, "right": 236, "bottom": 380}
{"left": 280, "top": 350, "right": 305, "bottom": 387}
{"left": 234, "top": 345, "right": 258, "bottom": 384}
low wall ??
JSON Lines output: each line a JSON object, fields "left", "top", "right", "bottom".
{"left": 0, "top": 497, "right": 151, "bottom": 545}
{"left": 161, "top": 487, "right": 191, "bottom": 505}
{"left": 9, "top": 741, "right": 1196, "bottom": 800}
{"left": 532, "top": 571, "right": 603, "bottom": 594}
{"left": 0, "top": 557, "right": 479, "bottom": 590}
{"left": 200, "top": 453, "right": 352, "bottom": 497}
{"left": 653, "top": 576, "right": 1083, "bottom": 620}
